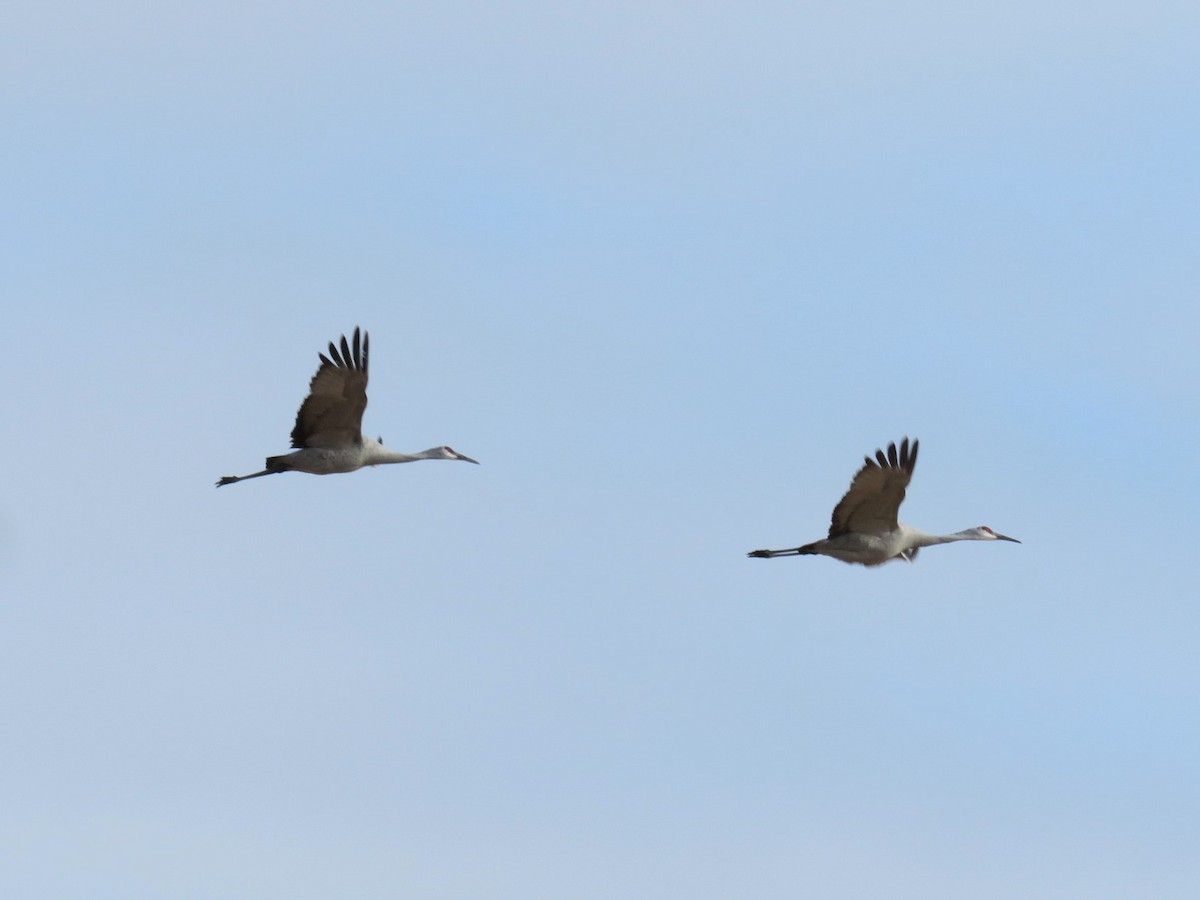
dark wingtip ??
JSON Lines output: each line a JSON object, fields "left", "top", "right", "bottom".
{"left": 326, "top": 339, "right": 344, "bottom": 367}
{"left": 875, "top": 437, "right": 918, "bottom": 473}
{"left": 326, "top": 329, "right": 371, "bottom": 371}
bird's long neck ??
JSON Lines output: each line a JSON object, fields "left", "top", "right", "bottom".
{"left": 905, "top": 527, "right": 988, "bottom": 548}
{"left": 361, "top": 438, "right": 427, "bottom": 465}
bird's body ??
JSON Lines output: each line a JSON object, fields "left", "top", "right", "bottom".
{"left": 747, "top": 438, "right": 1018, "bottom": 566}
{"left": 216, "top": 328, "right": 477, "bottom": 487}
{"left": 260, "top": 438, "right": 464, "bottom": 477}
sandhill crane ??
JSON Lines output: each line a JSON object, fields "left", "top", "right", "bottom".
{"left": 216, "top": 328, "right": 478, "bottom": 487}
{"left": 747, "top": 438, "right": 1018, "bottom": 566}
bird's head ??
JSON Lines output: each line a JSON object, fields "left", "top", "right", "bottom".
{"left": 973, "top": 525, "right": 1020, "bottom": 543}
{"left": 426, "top": 445, "right": 480, "bottom": 464}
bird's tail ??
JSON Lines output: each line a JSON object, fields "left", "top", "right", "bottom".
{"left": 265, "top": 454, "right": 294, "bottom": 472}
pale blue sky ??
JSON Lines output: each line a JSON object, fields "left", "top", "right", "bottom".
{"left": 4, "top": 2, "right": 1199, "bottom": 897}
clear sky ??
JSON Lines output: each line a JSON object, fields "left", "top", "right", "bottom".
{"left": 4, "top": 2, "right": 1199, "bottom": 897}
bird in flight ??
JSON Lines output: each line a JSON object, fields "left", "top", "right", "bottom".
{"left": 216, "top": 328, "right": 478, "bottom": 487}
{"left": 747, "top": 438, "right": 1018, "bottom": 566}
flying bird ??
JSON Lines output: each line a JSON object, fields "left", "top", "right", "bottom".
{"left": 216, "top": 328, "right": 478, "bottom": 487}
{"left": 747, "top": 438, "right": 1018, "bottom": 566}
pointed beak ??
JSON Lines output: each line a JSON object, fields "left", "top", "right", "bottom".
{"left": 454, "top": 452, "right": 480, "bottom": 465}
{"left": 995, "top": 532, "right": 1020, "bottom": 543}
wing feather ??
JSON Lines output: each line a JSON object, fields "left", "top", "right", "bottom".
{"left": 828, "top": 438, "right": 919, "bottom": 537}
{"left": 290, "top": 327, "right": 370, "bottom": 449}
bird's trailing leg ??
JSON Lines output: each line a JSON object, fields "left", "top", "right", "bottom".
{"left": 215, "top": 469, "right": 279, "bottom": 488}
{"left": 216, "top": 454, "right": 294, "bottom": 487}
{"left": 747, "top": 544, "right": 818, "bottom": 559}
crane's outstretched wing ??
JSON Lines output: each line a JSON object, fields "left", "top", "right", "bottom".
{"left": 827, "top": 438, "right": 918, "bottom": 537}
{"left": 290, "top": 328, "right": 369, "bottom": 449}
